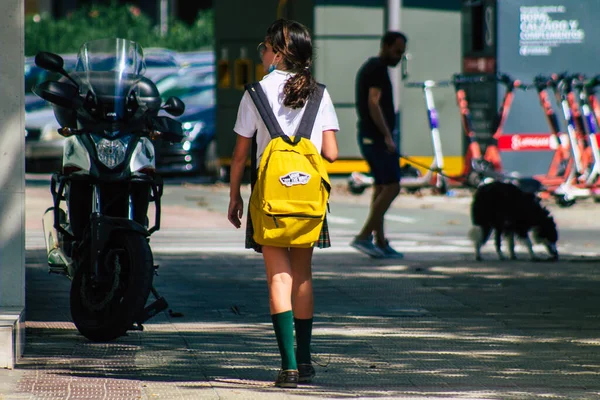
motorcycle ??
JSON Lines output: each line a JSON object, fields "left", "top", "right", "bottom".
{"left": 33, "top": 38, "right": 185, "bottom": 342}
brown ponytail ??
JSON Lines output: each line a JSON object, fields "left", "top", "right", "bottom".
{"left": 283, "top": 66, "right": 317, "bottom": 108}
{"left": 266, "top": 19, "right": 317, "bottom": 109}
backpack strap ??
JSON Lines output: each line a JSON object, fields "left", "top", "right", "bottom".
{"left": 295, "top": 83, "right": 325, "bottom": 140}
{"left": 250, "top": 133, "right": 258, "bottom": 188}
{"left": 245, "top": 82, "right": 326, "bottom": 145}
{"left": 245, "top": 82, "right": 285, "bottom": 140}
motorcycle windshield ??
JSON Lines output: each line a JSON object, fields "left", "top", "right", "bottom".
{"left": 75, "top": 38, "right": 146, "bottom": 121}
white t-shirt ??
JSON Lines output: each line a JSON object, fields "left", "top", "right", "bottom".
{"left": 233, "top": 69, "right": 340, "bottom": 166}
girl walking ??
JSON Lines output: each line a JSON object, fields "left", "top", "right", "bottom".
{"left": 227, "top": 19, "right": 339, "bottom": 388}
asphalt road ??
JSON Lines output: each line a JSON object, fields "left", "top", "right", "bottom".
{"left": 24, "top": 173, "right": 600, "bottom": 258}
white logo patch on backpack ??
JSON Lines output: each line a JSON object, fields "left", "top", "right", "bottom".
{"left": 280, "top": 171, "right": 311, "bottom": 187}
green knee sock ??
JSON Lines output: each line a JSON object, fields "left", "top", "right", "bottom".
{"left": 271, "top": 311, "right": 297, "bottom": 370}
{"left": 294, "top": 317, "right": 313, "bottom": 364}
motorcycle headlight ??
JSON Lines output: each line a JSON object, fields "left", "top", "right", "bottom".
{"left": 93, "top": 136, "right": 130, "bottom": 169}
{"left": 182, "top": 121, "right": 205, "bottom": 141}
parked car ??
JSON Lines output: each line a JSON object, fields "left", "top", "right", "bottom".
{"left": 25, "top": 106, "right": 63, "bottom": 171}
{"left": 154, "top": 83, "right": 216, "bottom": 176}
{"left": 24, "top": 55, "right": 76, "bottom": 171}
{"left": 154, "top": 65, "right": 215, "bottom": 95}
{"left": 175, "top": 50, "right": 214, "bottom": 68}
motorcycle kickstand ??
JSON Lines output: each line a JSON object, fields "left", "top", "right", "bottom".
{"left": 135, "top": 285, "right": 169, "bottom": 329}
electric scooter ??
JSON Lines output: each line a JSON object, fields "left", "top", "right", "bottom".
{"left": 397, "top": 74, "right": 523, "bottom": 191}
{"left": 549, "top": 73, "right": 600, "bottom": 206}
{"left": 576, "top": 76, "right": 600, "bottom": 187}
{"left": 584, "top": 74, "right": 600, "bottom": 201}
{"left": 348, "top": 73, "right": 541, "bottom": 194}
{"left": 525, "top": 75, "right": 573, "bottom": 196}
{"left": 348, "top": 77, "right": 468, "bottom": 195}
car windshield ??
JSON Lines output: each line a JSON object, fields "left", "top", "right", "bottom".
{"left": 155, "top": 68, "right": 214, "bottom": 95}
{"left": 163, "top": 85, "right": 215, "bottom": 108}
{"left": 145, "top": 57, "right": 179, "bottom": 68}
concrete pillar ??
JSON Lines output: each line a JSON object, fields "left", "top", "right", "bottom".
{"left": 0, "top": 0, "right": 25, "bottom": 370}
{"left": 388, "top": 0, "right": 402, "bottom": 109}
{"left": 387, "top": 0, "right": 403, "bottom": 148}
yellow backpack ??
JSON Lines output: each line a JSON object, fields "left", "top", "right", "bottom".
{"left": 246, "top": 82, "right": 331, "bottom": 248}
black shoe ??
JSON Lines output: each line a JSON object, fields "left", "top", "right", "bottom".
{"left": 275, "top": 369, "right": 298, "bottom": 388}
{"left": 298, "top": 363, "right": 316, "bottom": 383}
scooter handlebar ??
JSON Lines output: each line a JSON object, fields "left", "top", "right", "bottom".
{"left": 405, "top": 80, "right": 454, "bottom": 88}
{"left": 585, "top": 75, "right": 600, "bottom": 89}
{"left": 529, "top": 73, "right": 569, "bottom": 90}
{"left": 452, "top": 73, "right": 523, "bottom": 88}
{"left": 452, "top": 73, "right": 492, "bottom": 84}
{"left": 406, "top": 73, "right": 505, "bottom": 89}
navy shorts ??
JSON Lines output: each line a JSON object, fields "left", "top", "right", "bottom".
{"left": 358, "top": 136, "right": 401, "bottom": 185}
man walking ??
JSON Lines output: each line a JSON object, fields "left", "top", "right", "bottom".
{"left": 350, "top": 31, "right": 407, "bottom": 258}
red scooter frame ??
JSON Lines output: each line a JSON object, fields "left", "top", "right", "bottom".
{"left": 453, "top": 73, "right": 530, "bottom": 187}
{"left": 538, "top": 73, "right": 600, "bottom": 206}
{"left": 527, "top": 75, "right": 573, "bottom": 194}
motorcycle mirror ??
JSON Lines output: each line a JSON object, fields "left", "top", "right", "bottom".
{"left": 161, "top": 96, "right": 185, "bottom": 117}
{"left": 35, "top": 51, "right": 64, "bottom": 73}
{"left": 35, "top": 51, "right": 80, "bottom": 89}
{"left": 32, "top": 81, "right": 81, "bottom": 110}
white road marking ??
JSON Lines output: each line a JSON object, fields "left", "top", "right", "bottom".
{"left": 385, "top": 215, "right": 417, "bottom": 224}
{"left": 24, "top": 229, "right": 566, "bottom": 256}
{"left": 326, "top": 215, "right": 356, "bottom": 225}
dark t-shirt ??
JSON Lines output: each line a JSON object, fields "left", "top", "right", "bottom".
{"left": 355, "top": 57, "right": 395, "bottom": 143}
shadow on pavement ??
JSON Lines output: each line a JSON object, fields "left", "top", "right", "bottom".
{"left": 14, "top": 248, "right": 600, "bottom": 399}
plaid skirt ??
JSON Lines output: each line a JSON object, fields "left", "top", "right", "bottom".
{"left": 245, "top": 207, "right": 331, "bottom": 253}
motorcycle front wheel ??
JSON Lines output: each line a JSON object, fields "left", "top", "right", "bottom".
{"left": 70, "top": 231, "right": 154, "bottom": 342}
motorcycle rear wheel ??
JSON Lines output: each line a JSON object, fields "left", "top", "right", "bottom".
{"left": 70, "top": 231, "right": 154, "bottom": 342}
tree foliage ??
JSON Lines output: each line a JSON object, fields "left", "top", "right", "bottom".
{"left": 25, "top": 2, "right": 214, "bottom": 56}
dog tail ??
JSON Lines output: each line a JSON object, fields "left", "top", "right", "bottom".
{"left": 468, "top": 226, "right": 485, "bottom": 244}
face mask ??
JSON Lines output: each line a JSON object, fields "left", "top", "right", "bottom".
{"left": 268, "top": 64, "right": 276, "bottom": 73}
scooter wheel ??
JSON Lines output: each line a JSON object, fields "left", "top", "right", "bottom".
{"left": 436, "top": 178, "right": 448, "bottom": 195}
{"left": 348, "top": 183, "right": 367, "bottom": 195}
{"left": 556, "top": 195, "right": 576, "bottom": 208}
{"left": 466, "top": 172, "right": 482, "bottom": 188}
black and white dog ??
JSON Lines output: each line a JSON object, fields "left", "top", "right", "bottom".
{"left": 468, "top": 181, "right": 559, "bottom": 261}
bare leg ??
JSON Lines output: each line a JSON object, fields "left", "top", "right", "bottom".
{"left": 262, "top": 246, "right": 293, "bottom": 314}
{"left": 290, "top": 247, "right": 314, "bottom": 319}
{"left": 356, "top": 185, "right": 382, "bottom": 240}
{"left": 358, "top": 182, "right": 400, "bottom": 243}
{"left": 374, "top": 183, "right": 400, "bottom": 246}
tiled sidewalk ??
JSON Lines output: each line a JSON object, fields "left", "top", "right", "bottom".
{"left": 2, "top": 246, "right": 600, "bottom": 399}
